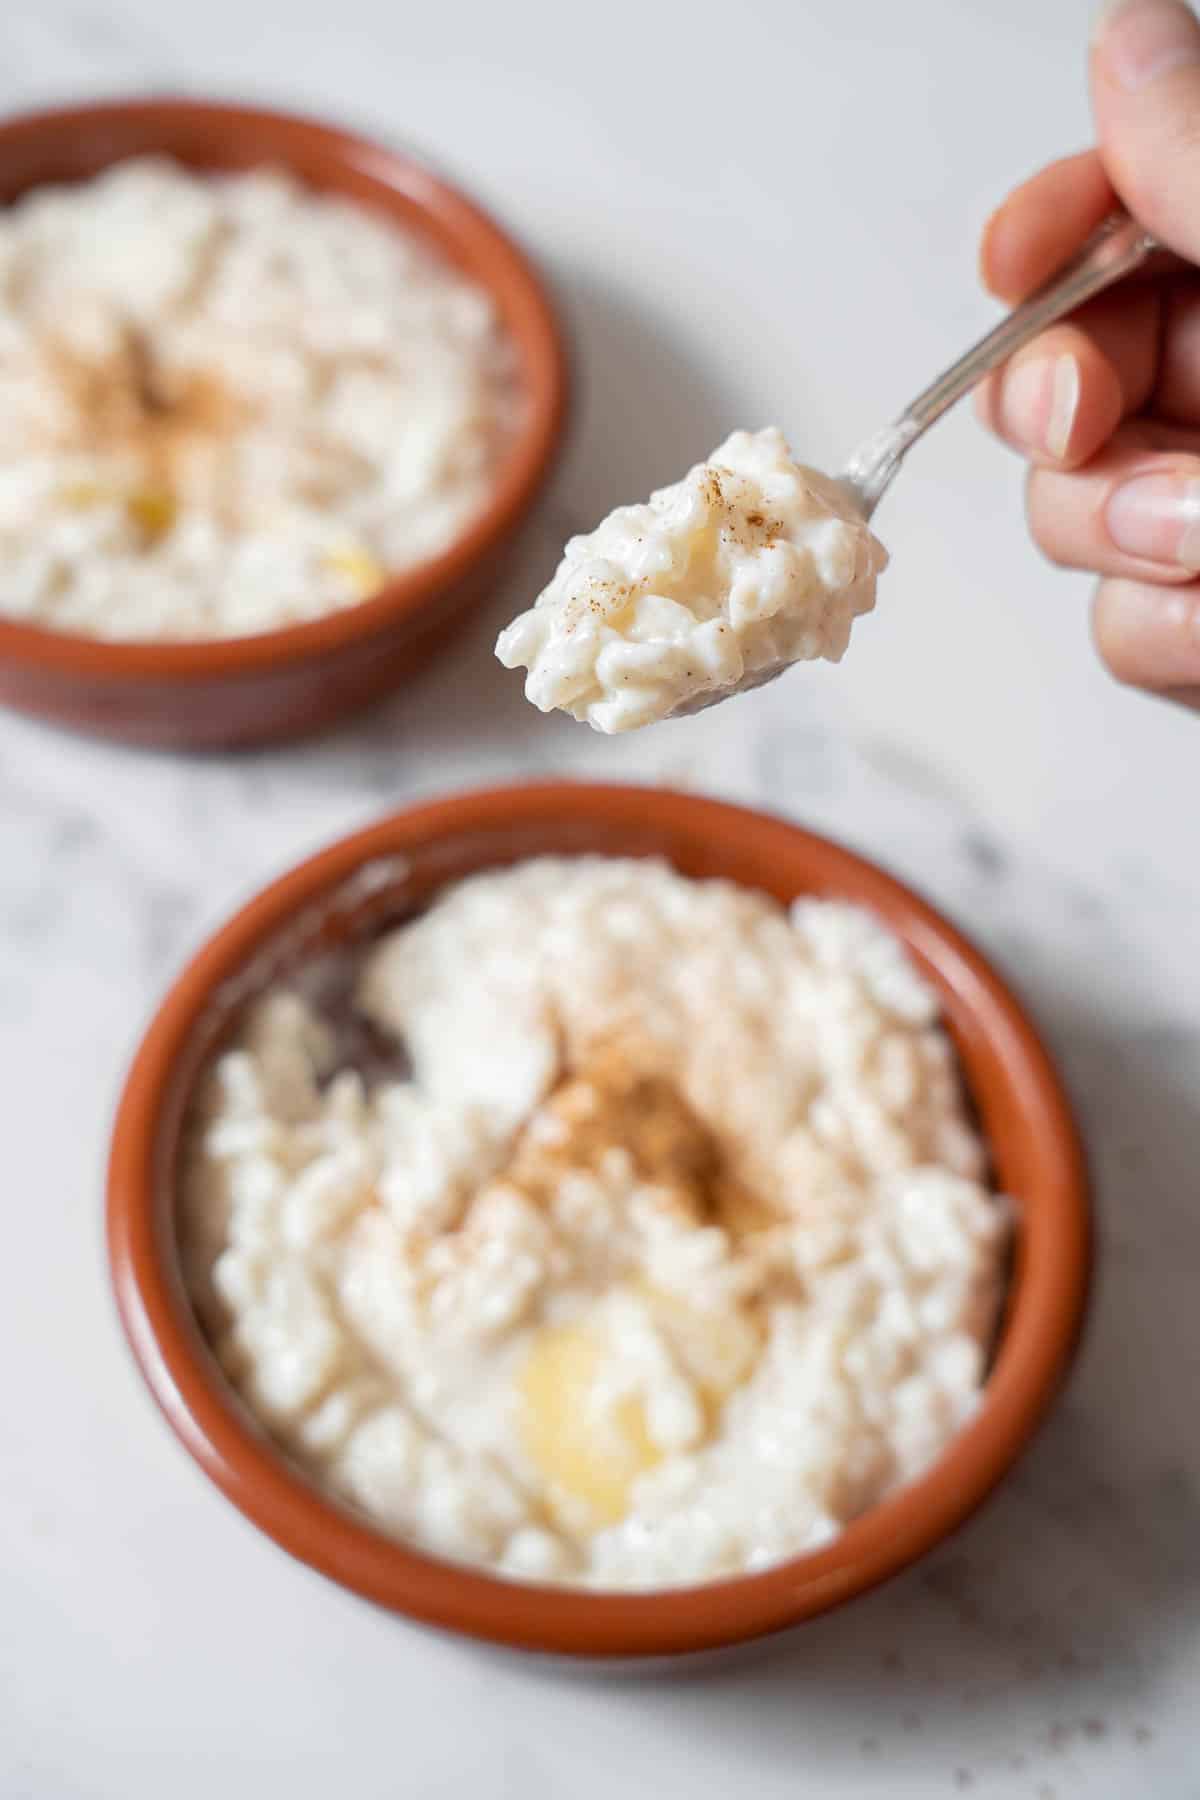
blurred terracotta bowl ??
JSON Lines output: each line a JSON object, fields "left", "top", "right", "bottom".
{"left": 0, "top": 99, "right": 567, "bottom": 748}
{"left": 107, "top": 783, "right": 1090, "bottom": 1659}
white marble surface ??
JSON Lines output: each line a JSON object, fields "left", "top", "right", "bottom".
{"left": 2, "top": 0, "right": 1198, "bottom": 1794}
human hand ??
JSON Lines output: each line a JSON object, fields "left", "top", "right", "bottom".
{"left": 976, "top": 0, "right": 1200, "bottom": 709}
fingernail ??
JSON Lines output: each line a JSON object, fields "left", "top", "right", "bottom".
{"left": 1093, "top": 0, "right": 1200, "bottom": 93}
{"left": 1105, "top": 470, "right": 1200, "bottom": 566}
{"left": 1048, "top": 356, "right": 1080, "bottom": 460}
{"left": 1000, "top": 355, "right": 1079, "bottom": 459}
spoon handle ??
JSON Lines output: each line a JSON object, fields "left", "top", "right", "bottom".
{"left": 840, "top": 210, "right": 1159, "bottom": 519}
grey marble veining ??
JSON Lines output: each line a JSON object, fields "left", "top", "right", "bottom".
{"left": 2, "top": 1, "right": 1199, "bottom": 1796}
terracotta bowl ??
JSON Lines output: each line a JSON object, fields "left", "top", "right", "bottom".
{"left": 107, "top": 783, "right": 1090, "bottom": 1659}
{"left": 0, "top": 99, "right": 567, "bottom": 748}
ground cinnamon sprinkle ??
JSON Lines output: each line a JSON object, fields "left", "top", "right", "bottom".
{"left": 44, "top": 327, "right": 245, "bottom": 536}
{"left": 502, "top": 1040, "right": 772, "bottom": 1235}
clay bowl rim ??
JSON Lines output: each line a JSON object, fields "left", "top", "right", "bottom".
{"left": 0, "top": 96, "right": 568, "bottom": 680}
{"left": 106, "top": 781, "right": 1091, "bottom": 1660}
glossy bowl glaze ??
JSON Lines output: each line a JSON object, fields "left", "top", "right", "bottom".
{"left": 0, "top": 99, "right": 567, "bottom": 748}
{"left": 107, "top": 783, "right": 1090, "bottom": 1658}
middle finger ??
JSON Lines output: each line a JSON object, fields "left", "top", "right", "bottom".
{"left": 1025, "top": 419, "right": 1200, "bottom": 583}
{"left": 975, "top": 283, "right": 1161, "bottom": 469}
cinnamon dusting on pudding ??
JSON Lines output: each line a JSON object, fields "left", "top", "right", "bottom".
{"left": 501, "top": 1040, "right": 774, "bottom": 1237}
{"left": 45, "top": 327, "right": 245, "bottom": 539}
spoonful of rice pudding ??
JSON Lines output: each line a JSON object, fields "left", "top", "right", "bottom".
{"left": 496, "top": 211, "right": 1158, "bottom": 732}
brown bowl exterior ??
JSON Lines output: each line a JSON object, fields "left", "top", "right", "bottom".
{"left": 0, "top": 100, "right": 567, "bottom": 748}
{"left": 107, "top": 783, "right": 1090, "bottom": 1658}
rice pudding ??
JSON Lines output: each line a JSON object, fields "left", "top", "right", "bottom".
{"left": 496, "top": 428, "right": 887, "bottom": 731}
{"left": 181, "top": 856, "right": 1007, "bottom": 1590}
{"left": 0, "top": 158, "right": 520, "bottom": 640}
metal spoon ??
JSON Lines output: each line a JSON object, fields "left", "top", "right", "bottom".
{"left": 838, "top": 208, "right": 1159, "bottom": 520}
{"left": 667, "top": 210, "right": 1160, "bottom": 719}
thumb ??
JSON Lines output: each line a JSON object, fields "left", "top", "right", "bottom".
{"left": 1091, "top": 0, "right": 1200, "bottom": 260}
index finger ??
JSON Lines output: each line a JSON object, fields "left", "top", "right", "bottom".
{"left": 981, "top": 150, "right": 1118, "bottom": 302}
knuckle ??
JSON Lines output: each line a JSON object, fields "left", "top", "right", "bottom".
{"left": 1023, "top": 469, "right": 1075, "bottom": 569}
{"left": 1091, "top": 584, "right": 1143, "bottom": 685}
